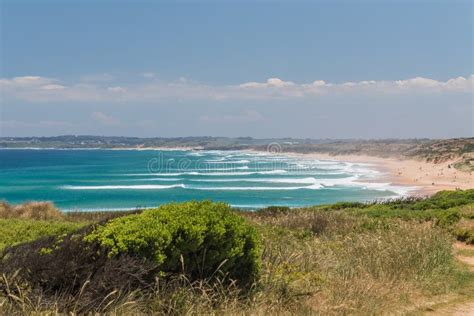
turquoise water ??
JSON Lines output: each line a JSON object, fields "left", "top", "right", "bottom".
{"left": 0, "top": 149, "right": 410, "bottom": 211}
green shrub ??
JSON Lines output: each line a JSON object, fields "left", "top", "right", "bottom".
{"left": 411, "top": 190, "right": 474, "bottom": 210}
{"left": 327, "top": 201, "right": 370, "bottom": 210}
{"left": 0, "top": 218, "right": 84, "bottom": 250}
{"left": 455, "top": 228, "right": 474, "bottom": 244}
{"left": 434, "top": 210, "right": 461, "bottom": 228}
{"left": 85, "top": 201, "right": 261, "bottom": 286}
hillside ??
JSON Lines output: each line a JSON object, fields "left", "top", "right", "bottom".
{"left": 1, "top": 190, "right": 473, "bottom": 314}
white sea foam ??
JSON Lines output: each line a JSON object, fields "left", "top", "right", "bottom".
{"left": 62, "top": 184, "right": 185, "bottom": 190}
{"left": 188, "top": 185, "right": 323, "bottom": 191}
{"left": 125, "top": 170, "right": 287, "bottom": 176}
{"left": 204, "top": 166, "right": 250, "bottom": 171}
{"left": 62, "top": 151, "right": 410, "bottom": 195}
{"left": 124, "top": 178, "right": 182, "bottom": 181}
{"left": 205, "top": 159, "right": 250, "bottom": 164}
{"left": 204, "top": 157, "right": 226, "bottom": 162}
{"left": 186, "top": 175, "right": 412, "bottom": 195}
{"left": 191, "top": 177, "right": 330, "bottom": 184}
{"left": 126, "top": 172, "right": 200, "bottom": 176}
{"left": 62, "top": 177, "right": 411, "bottom": 195}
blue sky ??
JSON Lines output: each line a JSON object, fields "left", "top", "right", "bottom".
{"left": 1, "top": 0, "right": 473, "bottom": 138}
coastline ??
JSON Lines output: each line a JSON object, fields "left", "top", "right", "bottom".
{"left": 2, "top": 146, "right": 472, "bottom": 198}
{"left": 277, "top": 152, "right": 473, "bottom": 196}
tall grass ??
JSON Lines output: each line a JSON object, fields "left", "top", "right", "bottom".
{"left": 0, "top": 201, "right": 63, "bottom": 220}
{"left": 252, "top": 213, "right": 459, "bottom": 314}
{"left": 2, "top": 192, "right": 473, "bottom": 314}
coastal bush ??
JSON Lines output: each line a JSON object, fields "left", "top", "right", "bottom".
{"left": 85, "top": 201, "right": 261, "bottom": 286}
{"left": 321, "top": 190, "right": 474, "bottom": 232}
{"left": 319, "top": 190, "right": 474, "bottom": 213}
{"left": 0, "top": 218, "right": 83, "bottom": 250}
{"left": 0, "top": 201, "right": 261, "bottom": 313}
{"left": 0, "top": 227, "right": 159, "bottom": 314}
{"left": 455, "top": 227, "right": 474, "bottom": 244}
{"left": 433, "top": 209, "right": 461, "bottom": 228}
{"left": 256, "top": 205, "right": 291, "bottom": 216}
{"left": 410, "top": 190, "right": 474, "bottom": 210}
{"left": 454, "top": 219, "right": 474, "bottom": 244}
{"left": 326, "top": 200, "right": 370, "bottom": 210}
{"left": 1, "top": 195, "right": 471, "bottom": 314}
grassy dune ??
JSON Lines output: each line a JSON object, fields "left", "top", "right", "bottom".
{"left": 1, "top": 190, "right": 473, "bottom": 314}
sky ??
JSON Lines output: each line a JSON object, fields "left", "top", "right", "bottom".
{"left": 0, "top": 0, "right": 473, "bottom": 138}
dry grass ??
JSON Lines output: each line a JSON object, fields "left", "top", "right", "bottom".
{"left": 245, "top": 211, "right": 462, "bottom": 315}
{"left": 1, "top": 203, "right": 472, "bottom": 315}
{"left": 0, "top": 201, "right": 64, "bottom": 220}
{"left": 0, "top": 200, "right": 141, "bottom": 223}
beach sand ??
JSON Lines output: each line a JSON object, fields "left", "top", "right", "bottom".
{"left": 286, "top": 153, "right": 473, "bottom": 196}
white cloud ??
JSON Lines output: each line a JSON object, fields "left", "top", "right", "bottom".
{"left": 312, "top": 80, "right": 326, "bottom": 87}
{"left": 41, "top": 84, "right": 66, "bottom": 90}
{"left": 239, "top": 77, "right": 295, "bottom": 89}
{"left": 13, "top": 76, "right": 54, "bottom": 85}
{"left": 1, "top": 74, "right": 472, "bottom": 103}
{"left": 395, "top": 77, "right": 440, "bottom": 88}
{"left": 0, "top": 76, "right": 56, "bottom": 87}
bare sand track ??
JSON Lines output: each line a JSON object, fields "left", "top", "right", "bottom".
{"left": 427, "top": 243, "right": 474, "bottom": 315}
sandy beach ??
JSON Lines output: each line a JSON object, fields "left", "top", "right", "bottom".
{"left": 287, "top": 152, "right": 473, "bottom": 196}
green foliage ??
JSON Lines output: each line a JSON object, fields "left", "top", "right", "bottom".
{"left": 455, "top": 228, "right": 474, "bottom": 244}
{"left": 434, "top": 210, "right": 461, "bottom": 228}
{"left": 0, "top": 219, "right": 84, "bottom": 250}
{"left": 410, "top": 190, "right": 474, "bottom": 210}
{"left": 326, "top": 201, "right": 369, "bottom": 210}
{"left": 1, "top": 192, "right": 473, "bottom": 314}
{"left": 85, "top": 201, "right": 261, "bottom": 285}
{"left": 320, "top": 190, "right": 474, "bottom": 212}
{"left": 318, "top": 190, "right": 474, "bottom": 230}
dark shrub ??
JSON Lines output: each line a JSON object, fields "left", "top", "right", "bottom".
{"left": 454, "top": 224, "right": 474, "bottom": 244}
{"left": 327, "top": 201, "right": 369, "bottom": 210}
{"left": 0, "top": 201, "right": 261, "bottom": 312}
{"left": 0, "top": 226, "right": 158, "bottom": 313}
{"left": 256, "top": 206, "right": 291, "bottom": 216}
{"left": 84, "top": 201, "right": 261, "bottom": 286}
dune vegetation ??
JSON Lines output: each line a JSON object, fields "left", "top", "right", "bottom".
{"left": 1, "top": 190, "right": 474, "bottom": 314}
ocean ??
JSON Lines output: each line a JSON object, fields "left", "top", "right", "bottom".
{"left": 0, "top": 149, "right": 411, "bottom": 211}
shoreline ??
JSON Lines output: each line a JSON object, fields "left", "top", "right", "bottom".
{"left": 276, "top": 151, "right": 473, "bottom": 196}
{"left": 2, "top": 146, "right": 472, "bottom": 198}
